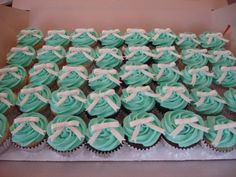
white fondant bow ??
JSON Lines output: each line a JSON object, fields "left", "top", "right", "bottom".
{"left": 100, "top": 29, "right": 123, "bottom": 40}
{"left": 0, "top": 67, "right": 21, "bottom": 81}
{"left": 56, "top": 89, "right": 86, "bottom": 106}
{"left": 37, "top": 45, "right": 64, "bottom": 59}
{"left": 153, "top": 46, "right": 181, "bottom": 59}
{"left": 125, "top": 46, "right": 154, "bottom": 59}
{"left": 30, "top": 63, "right": 58, "bottom": 77}
{"left": 44, "top": 30, "right": 70, "bottom": 41}
{"left": 0, "top": 92, "right": 12, "bottom": 107}
{"left": 159, "top": 86, "right": 191, "bottom": 102}
{"left": 121, "top": 64, "right": 153, "bottom": 79}
{"left": 213, "top": 50, "right": 236, "bottom": 62}
{"left": 59, "top": 65, "right": 88, "bottom": 80}
{"left": 66, "top": 47, "right": 95, "bottom": 61}
{"left": 96, "top": 48, "right": 123, "bottom": 62}
{"left": 205, "top": 33, "right": 229, "bottom": 45}
{"left": 8, "top": 47, "right": 35, "bottom": 61}
{"left": 71, "top": 28, "right": 97, "bottom": 41}
{"left": 18, "top": 29, "right": 42, "bottom": 40}
{"left": 217, "top": 66, "right": 236, "bottom": 83}
{"left": 176, "top": 33, "right": 200, "bottom": 45}
{"left": 153, "top": 28, "right": 176, "bottom": 40}
{"left": 184, "top": 49, "right": 211, "bottom": 59}
{"left": 123, "top": 28, "right": 149, "bottom": 40}
{"left": 155, "top": 62, "right": 182, "bottom": 80}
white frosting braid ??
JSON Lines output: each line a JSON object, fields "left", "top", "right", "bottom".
{"left": 37, "top": 45, "right": 64, "bottom": 59}
{"left": 153, "top": 46, "right": 181, "bottom": 59}
{"left": 71, "top": 28, "right": 97, "bottom": 41}
{"left": 0, "top": 67, "right": 22, "bottom": 81}
{"left": 18, "top": 29, "right": 42, "bottom": 40}
{"left": 8, "top": 47, "right": 35, "bottom": 61}
{"left": 99, "top": 29, "right": 123, "bottom": 40}
{"left": 217, "top": 66, "right": 236, "bottom": 83}
{"left": 59, "top": 65, "right": 88, "bottom": 81}
{"left": 125, "top": 46, "right": 154, "bottom": 59}
{"left": 153, "top": 28, "right": 176, "bottom": 40}
{"left": 0, "top": 92, "right": 12, "bottom": 108}
{"left": 44, "top": 30, "right": 70, "bottom": 41}
{"left": 176, "top": 33, "right": 200, "bottom": 45}
{"left": 30, "top": 63, "right": 58, "bottom": 77}
{"left": 123, "top": 28, "right": 149, "bottom": 40}
{"left": 184, "top": 49, "right": 211, "bottom": 59}
{"left": 213, "top": 50, "right": 236, "bottom": 62}
{"left": 66, "top": 47, "right": 95, "bottom": 61}
{"left": 205, "top": 33, "right": 229, "bottom": 45}
{"left": 155, "top": 62, "right": 182, "bottom": 80}
{"left": 96, "top": 48, "right": 123, "bottom": 62}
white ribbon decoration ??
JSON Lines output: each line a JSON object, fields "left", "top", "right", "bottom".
{"left": 184, "top": 49, "right": 211, "bottom": 59}
{"left": 0, "top": 92, "right": 12, "bottom": 108}
{"left": 170, "top": 116, "right": 209, "bottom": 137}
{"left": 217, "top": 66, "right": 236, "bottom": 83}
{"left": 11, "top": 116, "right": 46, "bottom": 135}
{"left": 44, "top": 30, "right": 70, "bottom": 41}
{"left": 0, "top": 67, "right": 21, "bottom": 81}
{"left": 37, "top": 45, "right": 64, "bottom": 59}
{"left": 155, "top": 62, "right": 182, "bottom": 80}
{"left": 96, "top": 48, "right": 123, "bottom": 62}
{"left": 18, "top": 29, "right": 42, "bottom": 40}
{"left": 99, "top": 29, "right": 123, "bottom": 40}
{"left": 66, "top": 47, "right": 95, "bottom": 61}
{"left": 205, "top": 33, "right": 229, "bottom": 45}
{"left": 71, "top": 28, "right": 97, "bottom": 41}
{"left": 59, "top": 65, "right": 88, "bottom": 81}
{"left": 176, "top": 33, "right": 200, "bottom": 45}
{"left": 213, "top": 50, "right": 236, "bottom": 62}
{"left": 123, "top": 28, "right": 149, "bottom": 40}
{"left": 8, "top": 47, "right": 35, "bottom": 61}
{"left": 153, "top": 46, "right": 181, "bottom": 59}
{"left": 88, "top": 121, "right": 124, "bottom": 145}
{"left": 153, "top": 28, "right": 176, "bottom": 40}
{"left": 129, "top": 116, "right": 165, "bottom": 142}
{"left": 56, "top": 89, "right": 86, "bottom": 106}
{"left": 125, "top": 46, "right": 154, "bottom": 59}
{"left": 30, "top": 63, "right": 58, "bottom": 77}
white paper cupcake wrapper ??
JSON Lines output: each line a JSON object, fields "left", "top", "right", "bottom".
{"left": 0, "top": 138, "right": 11, "bottom": 154}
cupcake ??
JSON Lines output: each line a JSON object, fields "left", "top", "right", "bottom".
{"left": 86, "top": 117, "right": 124, "bottom": 153}
{"left": 50, "top": 87, "right": 86, "bottom": 115}
{"left": 124, "top": 46, "right": 152, "bottom": 64}
{"left": 213, "top": 66, "right": 236, "bottom": 87}
{"left": 155, "top": 83, "right": 191, "bottom": 110}
{"left": 71, "top": 28, "right": 98, "bottom": 47}
{"left": 162, "top": 110, "right": 209, "bottom": 149}
{"left": 175, "top": 32, "right": 200, "bottom": 49}
{"left": 148, "top": 28, "right": 176, "bottom": 46}
{"left": 152, "top": 46, "right": 180, "bottom": 64}
{"left": 88, "top": 68, "right": 121, "bottom": 91}
{"left": 44, "top": 29, "right": 70, "bottom": 46}
{"left": 123, "top": 111, "right": 164, "bottom": 149}
{"left": 85, "top": 89, "right": 121, "bottom": 118}
{"left": 17, "top": 28, "right": 43, "bottom": 47}
{"left": 121, "top": 86, "right": 157, "bottom": 112}
{"left": 120, "top": 64, "right": 153, "bottom": 86}
{"left": 208, "top": 49, "right": 236, "bottom": 66}
{"left": 57, "top": 65, "right": 88, "bottom": 88}
{"left": 224, "top": 88, "right": 236, "bottom": 113}
{"left": 47, "top": 115, "right": 87, "bottom": 153}
{"left": 124, "top": 28, "right": 149, "bottom": 46}
{"left": 10, "top": 112, "right": 48, "bottom": 150}
{"left": 0, "top": 87, "right": 16, "bottom": 115}
{"left": 204, "top": 115, "right": 236, "bottom": 152}
{"left": 199, "top": 32, "right": 229, "bottom": 49}
{"left": 99, "top": 29, "right": 124, "bottom": 48}
{"left": 181, "top": 65, "right": 213, "bottom": 89}
{"left": 94, "top": 48, "right": 123, "bottom": 69}
{"left": 0, "top": 114, "right": 11, "bottom": 154}
{"left": 152, "top": 62, "right": 182, "bottom": 85}
{"left": 16, "top": 83, "right": 51, "bottom": 113}
{"left": 190, "top": 88, "right": 225, "bottom": 115}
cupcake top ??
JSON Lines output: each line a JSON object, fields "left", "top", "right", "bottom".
{"left": 152, "top": 46, "right": 180, "bottom": 64}
{"left": 148, "top": 28, "right": 176, "bottom": 46}
{"left": 71, "top": 28, "right": 98, "bottom": 47}
{"left": 86, "top": 117, "right": 124, "bottom": 152}
{"left": 208, "top": 49, "right": 236, "bottom": 66}
{"left": 0, "top": 87, "right": 16, "bottom": 114}
{"left": 88, "top": 68, "right": 121, "bottom": 91}
{"left": 17, "top": 28, "right": 43, "bottom": 46}
{"left": 57, "top": 65, "right": 88, "bottom": 88}
{"left": 121, "top": 86, "right": 157, "bottom": 112}
{"left": 7, "top": 46, "right": 36, "bottom": 67}
{"left": 155, "top": 83, "right": 191, "bottom": 110}
{"left": 95, "top": 48, "right": 123, "bottom": 69}
{"left": 99, "top": 29, "right": 124, "bottom": 48}
{"left": 120, "top": 64, "right": 154, "bottom": 86}
{"left": 10, "top": 112, "right": 47, "bottom": 147}
{"left": 199, "top": 32, "right": 229, "bottom": 49}
{"left": 162, "top": 110, "right": 208, "bottom": 148}
{"left": 0, "top": 114, "right": 8, "bottom": 143}
{"left": 47, "top": 115, "right": 87, "bottom": 152}
{"left": 124, "top": 28, "right": 149, "bottom": 46}
{"left": 213, "top": 66, "right": 236, "bottom": 87}
{"left": 66, "top": 47, "right": 96, "bottom": 65}
{"left": 152, "top": 62, "right": 182, "bottom": 84}
{"left": 44, "top": 29, "right": 70, "bottom": 46}
{"left": 224, "top": 88, "right": 236, "bottom": 113}
{"left": 191, "top": 88, "right": 225, "bottom": 115}
{"left": 16, "top": 84, "right": 51, "bottom": 112}
{"left": 175, "top": 32, "right": 200, "bottom": 49}
{"left": 181, "top": 65, "right": 213, "bottom": 89}
{"left": 205, "top": 115, "right": 236, "bottom": 148}
{"left": 0, "top": 65, "right": 27, "bottom": 89}
{"left": 123, "top": 112, "right": 164, "bottom": 147}
{"left": 50, "top": 87, "right": 86, "bottom": 115}
{"left": 29, "top": 62, "right": 59, "bottom": 86}
{"left": 37, "top": 45, "right": 66, "bottom": 64}
{"left": 85, "top": 89, "right": 121, "bottom": 118}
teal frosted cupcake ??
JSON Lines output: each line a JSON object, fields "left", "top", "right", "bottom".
{"left": 7, "top": 46, "right": 36, "bottom": 68}
{"left": 85, "top": 89, "right": 121, "bottom": 118}
{"left": 123, "top": 111, "right": 164, "bottom": 149}
{"left": 10, "top": 112, "right": 47, "bottom": 149}
{"left": 191, "top": 88, "right": 225, "bottom": 115}
{"left": 88, "top": 68, "right": 121, "bottom": 91}
{"left": 57, "top": 65, "right": 88, "bottom": 88}
{"left": 124, "top": 28, "right": 149, "bottom": 46}
{"left": 204, "top": 115, "right": 236, "bottom": 152}
{"left": 152, "top": 62, "right": 182, "bottom": 85}
{"left": 155, "top": 83, "right": 191, "bottom": 111}
{"left": 208, "top": 49, "right": 236, "bottom": 66}
{"left": 95, "top": 48, "right": 123, "bottom": 69}
{"left": 148, "top": 28, "right": 176, "bottom": 46}
{"left": 44, "top": 29, "right": 70, "bottom": 46}
{"left": 66, "top": 47, "right": 96, "bottom": 65}
{"left": 71, "top": 28, "right": 98, "bottom": 47}
{"left": 47, "top": 115, "right": 87, "bottom": 153}
{"left": 175, "top": 32, "right": 200, "bottom": 49}
{"left": 86, "top": 117, "right": 124, "bottom": 153}
{"left": 224, "top": 88, "right": 236, "bottom": 113}
{"left": 124, "top": 46, "right": 152, "bottom": 64}
{"left": 0, "top": 114, "right": 10, "bottom": 154}
{"left": 50, "top": 87, "right": 86, "bottom": 115}
{"left": 17, "top": 28, "right": 43, "bottom": 47}
{"left": 181, "top": 65, "right": 213, "bottom": 89}
{"left": 213, "top": 66, "right": 236, "bottom": 87}
{"left": 16, "top": 83, "right": 51, "bottom": 113}
{"left": 121, "top": 86, "right": 157, "bottom": 112}
{"left": 199, "top": 32, "right": 229, "bottom": 49}
{"left": 99, "top": 29, "right": 124, "bottom": 48}
{"left": 162, "top": 110, "right": 208, "bottom": 148}
{"left": 120, "top": 64, "right": 153, "bottom": 86}
{"left": 0, "top": 87, "right": 16, "bottom": 114}
{"left": 152, "top": 46, "right": 180, "bottom": 64}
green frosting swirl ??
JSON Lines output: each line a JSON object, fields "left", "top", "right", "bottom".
{"left": 47, "top": 115, "right": 87, "bottom": 151}
{"left": 71, "top": 31, "right": 98, "bottom": 47}
{"left": 45, "top": 30, "right": 70, "bottom": 46}
{"left": 10, "top": 112, "right": 47, "bottom": 147}
{"left": 125, "top": 47, "right": 151, "bottom": 64}
{"left": 0, "top": 114, "right": 8, "bottom": 143}
{"left": 124, "top": 32, "right": 149, "bottom": 46}
{"left": 148, "top": 30, "right": 176, "bottom": 46}
{"left": 213, "top": 66, "right": 236, "bottom": 87}
{"left": 181, "top": 49, "right": 209, "bottom": 67}
{"left": 100, "top": 32, "right": 124, "bottom": 48}
{"left": 152, "top": 48, "right": 179, "bottom": 64}
{"left": 17, "top": 28, "right": 43, "bottom": 46}
{"left": 162, "top": 110, "right": 205, "bottom": 147}
{"left": 208, "top": 49, "right": 236, "bottom": 66}
{"left": 199, "top": 32, "right": 226, "bottom": 49}
{"left": 176, "top": 33, "right": 199, "bottom": 49}
{"left": 0, "top": 87, "right": 16, "bottom": 114}
{"left": 224, "top": 88, "right": 236, "bottom": 113}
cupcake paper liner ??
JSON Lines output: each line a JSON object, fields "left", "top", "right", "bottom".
{"left": 85, "top": 142, "right": 123, "bottom": 155}
{"left": 125, "top": 136, "right": 161, "bottom": 150}
{"left": 0, "top": 138, "right": 11, "bottom": 154}
{"left": 201, "top": 138, "right": 235, "bottom": 153}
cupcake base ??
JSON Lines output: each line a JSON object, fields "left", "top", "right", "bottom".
{"left": 125, "top": 136, "right": 161, "bottom": 150}
{"left": 85, "top": 143, "right": 123, "bottom": 155}
{"left": 12, "top": 138, "right": 47, "bottom": 152}
{"left": 202, "top": 138, "right": 235, "bottom": 153}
